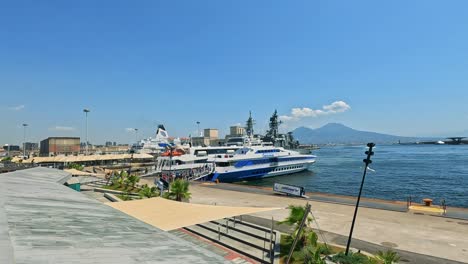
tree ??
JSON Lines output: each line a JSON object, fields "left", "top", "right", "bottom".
{"left": 119, "top": 171, "right": 128, "bottom": 185}
{"left": 139, "top": 184, "right": 159, "bottom": 198}
{"left": 280, "top": 205, "right": 314, "bottom": 243}
{"left": 125, "top": 174, "right": 140, "bottom": 190}
{"left": 280, "top": 204, "right": 327, "bottom": 264}
{"left": 164, "top": 179, "right": 191, "bottom": 202}
{"left": 376, "top": 250, "right": 400, "bottom": 264}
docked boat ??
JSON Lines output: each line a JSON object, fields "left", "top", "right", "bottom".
{"left": 133, "top": 125, "right": 171, "bottom": 155}
{"left": 209, "top": 145, "right": 316, "bottom": 183}
{"left": 156, "top": 145, "right": 241, "bottom": 181}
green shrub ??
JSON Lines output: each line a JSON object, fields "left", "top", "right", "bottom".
{"left": 376, "top": 249, "right": 400, "bottom": 264}
{"left": 331, "top": 252, "right": 370, "bottom": 264}
{"left": 67, "top": 163, "right": 84, "bottom": 171}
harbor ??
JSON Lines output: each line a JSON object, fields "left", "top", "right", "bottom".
{"left": 3, "top": 1, "right": 468, "bottom": 263}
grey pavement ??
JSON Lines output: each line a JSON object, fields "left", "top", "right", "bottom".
{"left": 203, "top": 183, "right": 408, "bottom": 212}
{"left": 242, "top": 215, "right": 466, "bottom": 264}
{"left": 190, "top": 183, "right": 468, "bottom": 263}
{"left": 205, "top": 183, "right": 468, "bottom": 219}
{"left": 0, "top": 167, "right": 228, "bottom": 264}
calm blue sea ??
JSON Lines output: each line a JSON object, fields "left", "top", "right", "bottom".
{"left": 247, "top": 145, "right": 468, "bottom": 208}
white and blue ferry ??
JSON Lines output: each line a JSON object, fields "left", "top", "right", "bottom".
{"left": 209, "top": 145, "right": 316, "bottom": 183}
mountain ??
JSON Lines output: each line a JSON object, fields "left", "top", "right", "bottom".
{"left": 293, "top": 123, "right": 427, "bottom": 144}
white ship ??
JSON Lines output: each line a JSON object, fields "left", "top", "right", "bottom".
{"left": 134, "top": 125, "right": 171, "bottom": 155}
{"left": 208, "top": 144, "right": 316, "bottom": 183}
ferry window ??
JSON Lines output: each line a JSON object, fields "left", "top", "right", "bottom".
{"left": 216, "top": 162, "right": 230, "bottom": 167}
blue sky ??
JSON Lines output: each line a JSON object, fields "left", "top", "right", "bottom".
{"left": 1, "top": 1, "right": 468, "bottom": 145}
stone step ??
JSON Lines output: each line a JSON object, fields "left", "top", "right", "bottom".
{"left": 185, "top": 223, "right": 274, "bottom": 264}
{"left": 203, "top": 221, "right": 274, "bottom": 251}
{"left": 214, "top": 218, "right": 277, "bottom": 242}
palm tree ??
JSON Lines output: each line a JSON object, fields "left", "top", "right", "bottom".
{"left": 116, "top": 170, "right": 127, "bottom": 187}
{"left": 128, "top": 175, "right": 140, "bottom": 189}
{"left": 280, "top": 205, "right": 314, "bottom": 243}
{"left": 376, "top": 250, "right": 400, "bottom": 264}
{"left": 281, "top": 204, "right": 327, "bottom": 263}
{"left": 164, "top": 179, "right": 191, "bottom": 202}
{"left": 280, "top": 205, "right": 312, "bottom": 227}
{"left": 139, "top": 184, "right": 159, "bottom": 198}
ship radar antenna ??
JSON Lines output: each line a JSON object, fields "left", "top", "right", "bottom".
{"left": 246, "top": 111, "right": 255, "bottom": 138}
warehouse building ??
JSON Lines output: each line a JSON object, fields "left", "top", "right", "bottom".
{"left": 40, "top": 137, "right": 80, "bottom": 156}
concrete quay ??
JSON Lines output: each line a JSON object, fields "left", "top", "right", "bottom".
{"left": 189, "top": 183, "right": 468, "bottom": 263}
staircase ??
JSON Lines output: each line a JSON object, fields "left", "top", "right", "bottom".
{"left": 83, "top": 179, "right": 109, "bottom": 188}
{"left": 184, "top": 217, "right": 278, "bottom": 264}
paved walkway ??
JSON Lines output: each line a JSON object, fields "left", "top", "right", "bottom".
{"left": 0, "top": 168, "right": 227, "bottom": 264}
{"left": 190, "top": 183, "right": 468, "bottom": 263}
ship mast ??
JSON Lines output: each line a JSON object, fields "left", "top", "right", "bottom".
{"left": 266, "top": 109, "right": 282, "bottom": 144}
{"left": 246, "top": 111, "right": 255, "bottom": 138}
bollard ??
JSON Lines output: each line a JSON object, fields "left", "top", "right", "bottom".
{"left": 442, "top": 199, "right": 447, "bottom": 215}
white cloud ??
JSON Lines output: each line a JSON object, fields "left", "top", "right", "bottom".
{"left": 323, "top": 101, "right": 351, "bottom": 113}
{"left": 8, "top": 105, "right": 25, "bottom": 111}
{"left": 280, "top": 101, "right": 351, "bottom": 122}
{"left": 49, "top": 126, "right": 75, "bottom": 131}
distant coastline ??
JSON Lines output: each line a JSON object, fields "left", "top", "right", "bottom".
{"left": 293, "top": 123, "right": 466, "bottom": 145}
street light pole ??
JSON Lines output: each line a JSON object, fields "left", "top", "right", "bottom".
{"left": 22, "top": 123, "right": 28, "bottom": 157}
{"left": 134, "top": 128, "right": 139, "bottom": 144}
{"left": 196, "top": 121, "right": 200, "bottom": 137}
{"left": 83, "top": 109, "right": 90, "bottom": 155}
{"left": 345, "top": 142, "right": 375, "bottom": 255}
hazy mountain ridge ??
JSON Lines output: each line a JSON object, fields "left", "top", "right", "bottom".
{"left": 293, "top": 123, "right": 430, "bottom": 144}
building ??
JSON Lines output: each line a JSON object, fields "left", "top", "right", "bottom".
{"left": 105, "top": 141, "right": 113, "bottom": 147}
{"left": 24, "top": 142, "right": 39, "bottom": 152}
{"left": 40, "top": 137, "right": 80, "bottom": 156}
{"left": 209, "top": 138, "right": 225, "bottom": 146}
{"left": 191, "top": 137, "right": 211, "bottom": 147}
{"left": 192, "top": 129, "right": 220, "bottom": 147}
{"left": 229, "top": 126, "right": 245, "bottom": 137}
{"left": 203, "top": 128, "right": 219, "bottom": 138}
{"left": 3, "top": 145, "right": 20, "bottom": 152}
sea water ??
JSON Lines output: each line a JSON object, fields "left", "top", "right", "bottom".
{"left": 247, "top": 145, "right": 468, "bottom": 208}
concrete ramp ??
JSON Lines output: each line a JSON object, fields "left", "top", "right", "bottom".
{"left": 106, "top": 197, "right": 280, "bottom": 231}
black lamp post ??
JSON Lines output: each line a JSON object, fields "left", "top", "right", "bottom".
{"left": 22, "top": 123, "right": 28, "bottom": 157}
{"left": 83, "top": 108, "right": 90, "bottom": 155}
{"left": 345, "top": 142, "right": 375, "bottom": 255}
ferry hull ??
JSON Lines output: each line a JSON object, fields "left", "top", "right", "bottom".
{"left": 211, "top": 161, "right": 315, "bottom": 183}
